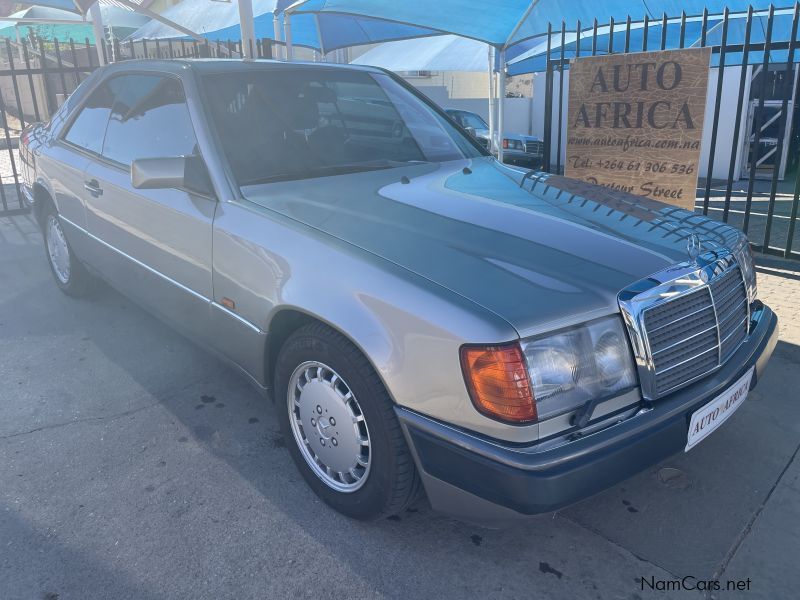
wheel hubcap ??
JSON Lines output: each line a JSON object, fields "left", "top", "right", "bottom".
{"left": 46, "top": 215, "right": 71, "bottom": 284}
{"left": 287, "top": 361, "right": 371, "bottom": 492}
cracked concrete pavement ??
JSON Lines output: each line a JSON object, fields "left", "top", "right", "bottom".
{"left": 1, "top": 213, "right": 798, "bottom": 600}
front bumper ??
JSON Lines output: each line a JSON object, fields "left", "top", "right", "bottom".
{"left": 398, "top": 304, "right": 778, "bottom": 525}
{"left": 20, "top": 183, "right": 35, "bottom": 207}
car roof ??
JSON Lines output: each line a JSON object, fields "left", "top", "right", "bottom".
{"left": 98, "top": 58, "right": 385, "bottom": 77}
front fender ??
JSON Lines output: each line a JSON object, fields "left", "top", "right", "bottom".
{"left": 211, "top": 198, "right": 530, "bottom": 442}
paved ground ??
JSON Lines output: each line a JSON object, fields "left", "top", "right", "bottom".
{"left": 0, "top": 213, "right": 798, "bottom": 600}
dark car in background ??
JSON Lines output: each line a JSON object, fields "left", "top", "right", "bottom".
{"left": 445, "top": 108, "right": 544, "bottom": 169}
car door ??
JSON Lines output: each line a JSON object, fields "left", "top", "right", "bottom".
{"left": 82, "top": 73, "right": 216, "bottom": 338}
{"left": 44, "top": 82, "right": 115, "bottom": 246}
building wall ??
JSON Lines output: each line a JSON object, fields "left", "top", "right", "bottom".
{"left": 413, "top": 85, "right": 536, "bottom": 136}
{"left": 403, "top": 71, "right": 490, "bottom": 99}
{"left": 401, "top": 71, "right": 533, "bottom": 99}
{"left": 698, "top": 65, "right": 751, "bottom": 182}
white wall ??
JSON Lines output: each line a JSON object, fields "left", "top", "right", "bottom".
{"left": 698, "top": 65, "right": 751, "bottom": 181}
{"left": 413, "top": 85, "right": 536, "bottom": 136}
{"left": 407, "top": 71, "right": 491, "bottom": 99}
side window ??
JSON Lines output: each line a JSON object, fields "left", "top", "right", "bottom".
{"left": 102, "top": 75, "right": 197, "bottom": 167}
{"left": 63, "top": 83, "right": 113, "bottom": 154}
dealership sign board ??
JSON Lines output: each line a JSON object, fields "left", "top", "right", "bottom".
{"left": 565, "top": 47, "right": 711, "bottom": 210}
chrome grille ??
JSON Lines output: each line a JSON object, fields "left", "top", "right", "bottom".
{"left": 621, "top": 257, "right": 750, "bottom": 399}
{"left": 713, "top": 270, "right": 749, "bottom": 361}
{"left": 525, "top": 140, "right": 543, "bottom": 156}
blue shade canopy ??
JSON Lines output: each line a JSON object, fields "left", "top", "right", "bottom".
{"left": 290, "top": 1, "right": 779, "bottom": 47}
{"left": 128, "top": 0, "right": 440, "bottom": 52}
{"left": 507, "top": 7, "right": 799, "bottom": 74}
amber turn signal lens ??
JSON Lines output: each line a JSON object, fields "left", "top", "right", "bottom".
{"left": 460, "top": 343, "right": 537, "bottom": 423}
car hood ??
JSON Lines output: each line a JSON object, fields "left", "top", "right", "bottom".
{"left": 241, "top": 158, "right": 744, "bottom": 337}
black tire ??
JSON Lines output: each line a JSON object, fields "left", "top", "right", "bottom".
{"left": 41, "top": 201, "right": 93, "bottom": 297}
{"left": 275, "top": 322, "right": 421, "bottom": 520}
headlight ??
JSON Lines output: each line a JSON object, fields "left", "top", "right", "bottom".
{"left": 520, "top": 316, "right": 637, "bottom": 420}
{"left": 733, "top": 236, "right": 757, "bottom": 303}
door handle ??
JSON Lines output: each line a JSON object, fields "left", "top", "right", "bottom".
{"left": 84, "top": 179, "right": 103, "bottom": 197}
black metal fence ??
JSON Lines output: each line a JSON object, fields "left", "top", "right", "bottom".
{"left": 542, "top": 3, "right": 800, "bottom": 260}
{"left": 3, "top": 10, "right": 800, "bottom": 262}
{"left": 0, "top": 35, "right": 273, "bottom": 216}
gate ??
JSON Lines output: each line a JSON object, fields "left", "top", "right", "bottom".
{"left": 542, "top": 4, "right": 800, "bottom": 260}
{"left": 0, "top": 35, "right": 273, "bottom": 217}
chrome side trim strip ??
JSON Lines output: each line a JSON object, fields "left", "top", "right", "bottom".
{"left": 60, "top": 214, "right": 210, "bottom": 303}
{"left": 211, "top": 301, "right": 263, "bottom": 334}
{"left": 60, "top": 214, "right": 264, "bottom": 334}
{"left": 21, "top": 185, "right": 35, "bottom": 204}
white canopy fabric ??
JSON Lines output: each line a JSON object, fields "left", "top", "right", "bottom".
{"left": 14, "top": 0, "right": 97, "bottom": 14}
{"left": 351, "top": 35, "right": 489, "bottom": 72}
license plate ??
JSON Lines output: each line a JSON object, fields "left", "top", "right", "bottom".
{"left": 685, "top": 367, "right": 754, "bottom": 452}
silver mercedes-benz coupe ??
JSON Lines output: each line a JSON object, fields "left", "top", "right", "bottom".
{"left": 20, "top": 59, "right": 777, "bottom": 524}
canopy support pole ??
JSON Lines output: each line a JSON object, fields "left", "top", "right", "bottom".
{"left": 237, "top": 0, "right": 257, "bottom": 59}
{"left": 273, "top": 11, "right": 283, "bottom": 59}
{"left": 314, "top": 14, "right": 326, "bottom": 57}
{"left": 15, "top": 25, "right": 23, "bottom": 62}
{"left": 89, "top": 2, "right": 106, "bottom": 66}
{"left": 284, "top": 13, "right": 294, "bottom": 61}
{"left": 487, "top": 46, "right": 495, "bottom": 153}
{"left": 497, "top": 47, "right": 506, "bottom": 163}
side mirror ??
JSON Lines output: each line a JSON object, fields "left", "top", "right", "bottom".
{"left": 131, "top": 155, "right": 213, "bottom": 196}
{"left": 464, "top": 126, "right": 477, "bottom": 138}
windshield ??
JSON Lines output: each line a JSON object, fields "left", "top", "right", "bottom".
{"left": 454, "top": 111, "right": 488, "bottom": 130}
{"left": 201, "top": 68, "right": 485, "bottom": 186}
